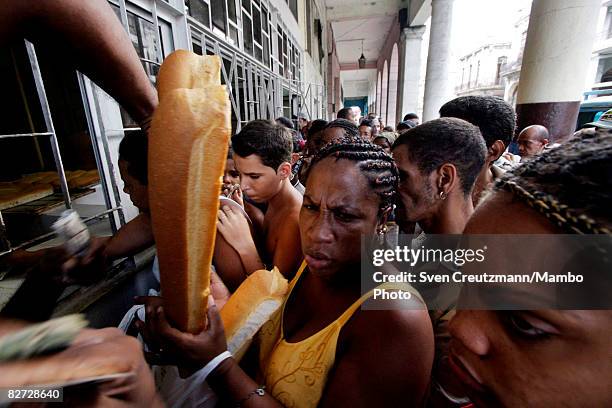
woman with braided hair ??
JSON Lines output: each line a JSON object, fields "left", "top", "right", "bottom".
{"left": 139, "top": 138, "right": 434, "bottom": 407}
{"left": 297, "top": 118, "right": 362, "bottom": 185}
{"left": 447, "top": 132, "right": 612, "bottom": 407}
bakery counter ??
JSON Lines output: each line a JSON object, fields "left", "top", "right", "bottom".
{"left": 0, "top": 247, "right": 157, "bottom": 328}
{"left": 0, "top": 202, "right": 158, "bottom": 328}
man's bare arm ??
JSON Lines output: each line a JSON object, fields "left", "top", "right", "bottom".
{"left": 104, "top": 213, "right": 154, "bottom": 260}
{"left": 271, "top": 217, "right": 302, "bottom": 279}
{"left": 0, "top": 0, "right": 157, "bottom": 124}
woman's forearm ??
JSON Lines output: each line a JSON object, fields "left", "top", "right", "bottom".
{"left": 235, "top": 239, "right": 266, "bottom": 275}
{"left": 207, "top": 358, "right": 282, "bottom": 407}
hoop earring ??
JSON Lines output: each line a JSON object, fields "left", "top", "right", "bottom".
{"left": 377, "top": 224, "right": 388, "bottom": 245}
{"left": 439, "top": 191, "right": 447, "bottom": 200}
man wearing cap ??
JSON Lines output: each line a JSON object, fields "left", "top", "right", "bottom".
{"left": 584, "top": 108, "right": 612, "bottom": 130}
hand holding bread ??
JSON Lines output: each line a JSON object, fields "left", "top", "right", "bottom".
{"left": 135, "top": 267, "right": 288, "bottom": 372}
{"left": 149, "top": 50, "right": 231, "bottom": 333}
{"left": 135, "top": 296, "right": 227, "bottom": 375}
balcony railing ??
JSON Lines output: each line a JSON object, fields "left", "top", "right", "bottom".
{"left": 456, "top": 81, "right": 505, "bottom": 92}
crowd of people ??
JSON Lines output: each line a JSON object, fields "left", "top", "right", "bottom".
{"left": 4, "top": 94, "right": 611, "bottom": 407}
{"left": 1, "top": 1, "right": 611, "bottom": 407}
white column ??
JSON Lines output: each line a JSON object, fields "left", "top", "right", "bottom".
{"left": 515, "top": 0, "right": 600, "bottom": 141}
{"left": 397, "top": 25, "right": 426, "bottom": 120}
{"left": 517, "top": 0, "right": 599, "bottom": 104}
{"left": 422, "top": 0, "right": 454, "bottom": 122}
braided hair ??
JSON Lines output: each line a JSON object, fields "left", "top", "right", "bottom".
{"left": 308, "top": 137, "right": 399, "bottom": 214}
{"left": 495, "top": 130, "right": 612, "bottom": 234}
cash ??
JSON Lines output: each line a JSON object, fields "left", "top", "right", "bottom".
{"left": 0, "top": 314, "right": 87, "bottom": 362}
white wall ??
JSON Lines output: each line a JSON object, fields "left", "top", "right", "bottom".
{"left": 299, "top": 0, "right": 327, "bottom": 119}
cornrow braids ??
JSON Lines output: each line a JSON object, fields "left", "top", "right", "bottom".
{"left": 495, "top": 130, "right": 612, "bottom": 234}
{"left": 309, "top": 137, "right": 399, "bottom": 213}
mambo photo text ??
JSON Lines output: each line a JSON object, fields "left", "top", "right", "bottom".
{"left": 372, "top": 271, "right": 584, "bottom": 284}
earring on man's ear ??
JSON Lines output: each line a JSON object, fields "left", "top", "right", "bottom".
{"left": 439, "top": 191, "right": 447, "bottom": 200}
{"left": 377, "top": 223, "right": 388, "bottom": 245}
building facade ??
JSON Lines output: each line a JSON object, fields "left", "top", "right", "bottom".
{"left": 455, "top": 43, "right": 510, "bottom": 98}
{"left": 587, "top": 0, "right": 612, "bottom": 91}
{"left": 0, "top": 0, "right": 329, "bottom": 257}
{"left": 500, "top": 4, "right": 530, "bottom": 107}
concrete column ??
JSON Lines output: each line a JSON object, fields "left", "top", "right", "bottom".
{"left": 422, "top": 0, "right": 454, "bottom": 122}
{"left": 516, "top": 0, "right": 599, "bottom": 141}
{"left": 397, "top": 25, "right": 426, "bottom": 121}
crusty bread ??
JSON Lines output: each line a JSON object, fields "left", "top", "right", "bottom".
{"left": 156, "top": 49, "right": 221, "bottom": 102}
{"left": 18, "top": 170, "right": 100, "bottom": 191}
{"left": 221, "top": 268, "right": 288, "bottom": 360}
{"left": 69, "top": 170, "right": 100, "bottom": 189}
{"left": 149, "top": 51, "right": 231, "bottom": 333}
{"left": 0, "top": 182, "right": 53, "bottom": 210}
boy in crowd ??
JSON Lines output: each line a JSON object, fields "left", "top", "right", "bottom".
{"left": 403, "top": 112, "right": 420, "bottom": 126}
{"left": 337, "top": 107, "right": 356, "bottom": 124}
{"left": 216, "top": 120, "right": 303, "bottom": 279}
{"left": 439, "top": 96, "right": 516, "bottom": 205}
{"left": 358, "top": 118, "right": 376, "bottom": 141}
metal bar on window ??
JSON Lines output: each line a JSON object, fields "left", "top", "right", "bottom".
{"left": 118, "top": 0, "right": 130, "bottom": 32}
{"left": 77, "top": 71, "right": 120, "bottom": 235}
{"left": 89, "top": 82, "right": 127, "bottom": 228}
{"left": 140, "top": 58, "right": 162, "bottom": 67}
{"left": 0, "top": 132, "right": 53, "bottom": 140}
{"left": 246, "top": 62, "right": 255, "bottom": 120}
{"left": 25, "top": 41, "right": 71, "bottom": 209}
{"left": 188, "top": 18, "right": 309, "bottom": 126}
{"left": 201, "top": 31, "right": 208, "bottom": 54}
{"left": 232, "top": 56, "right": 242, "bottom": 130}
{"left": 151, "top": 0, "right": 164, "bottom": 63}
{"left": 0, "top": 212, "right": 9, "bottom": 254}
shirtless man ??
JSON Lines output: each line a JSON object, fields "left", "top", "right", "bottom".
{"left": 216, "top": 120, "right": 302, "bottom": 280}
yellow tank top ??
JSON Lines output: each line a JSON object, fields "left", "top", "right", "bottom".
{"left": 257, "top": 262, "right": 422, "bottom": 408}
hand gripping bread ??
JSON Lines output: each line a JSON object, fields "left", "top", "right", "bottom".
{"left": 149, "top": 50, "right": 231, "bottom": 333}
{"left": 221, "top": 268, "right": 288, "bottom": 360}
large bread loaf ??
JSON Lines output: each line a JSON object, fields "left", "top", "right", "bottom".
{"left": 149, "top": 50, "right": 231, "bottom": 333}
{"left": 221, "top": 268, "right": 288, "bottom": 360}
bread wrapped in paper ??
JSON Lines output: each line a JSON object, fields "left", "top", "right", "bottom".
{"left": 221, "top": 267, "right": 288, "bottom": 360}
{"left": 149, "top": 50, "right": 231, "bottom": 333}
{"left": 151, "top": 269, "right": 288, "bottom": 405}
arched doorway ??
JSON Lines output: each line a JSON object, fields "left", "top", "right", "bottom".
{"left": 376, "top": 71, "right": 382, "bottom": 115}
{"left": 381, "top": 60, "right": 388, "bottom": 125}
{"left": 387, "top": 44, "right": 399, "bottom": 128}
